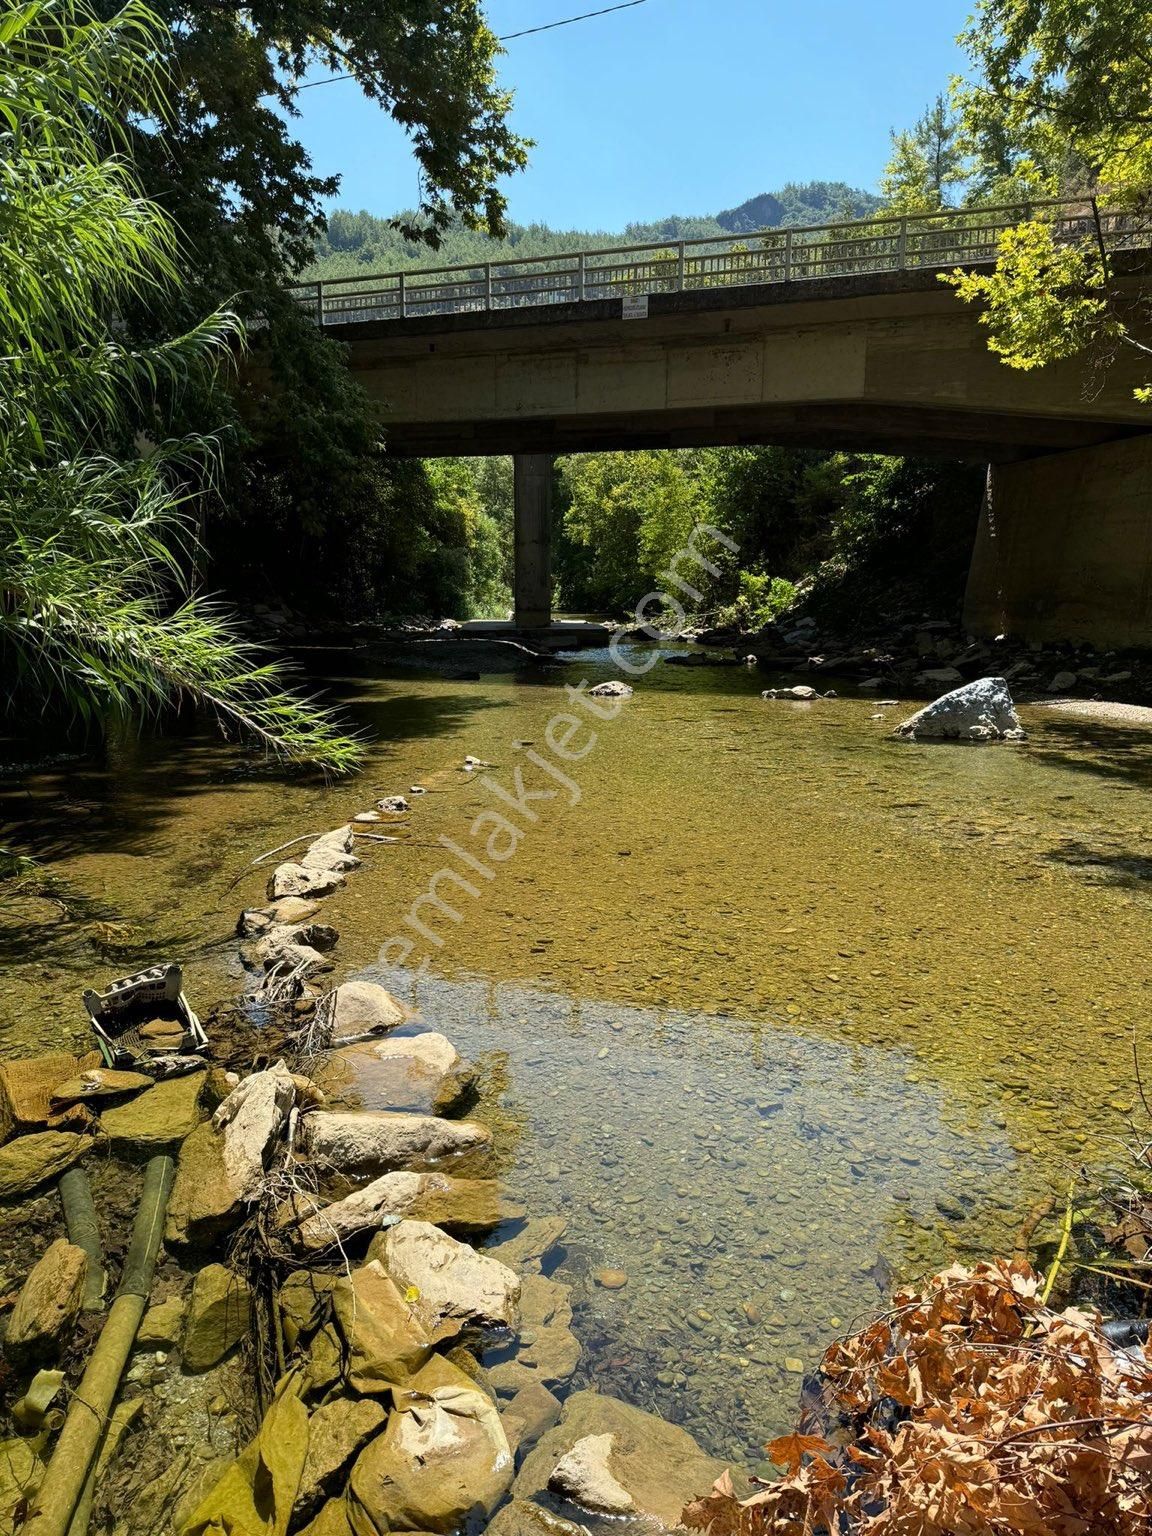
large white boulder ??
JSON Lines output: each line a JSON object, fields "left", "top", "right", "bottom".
{"left": 316, "top": 980, "right": 407, "bottom": 1045}
{"left": 894, "top": 676, "right": 1026, "bottom": 742}
{"left": 375, "top": 1219, "right": 520, "bottom": 1342}
{"left": 287, "top": 1171, "right": 512, "bottom": 1253}
{"left": 298, "top": 1110, "right": 490, "bottom": 1179}
{"left": 166, "top": 1063, "right": 295, "bottom": 1250}
{"left": 347, "top": 1354, "right": 513, "bottom": 1534}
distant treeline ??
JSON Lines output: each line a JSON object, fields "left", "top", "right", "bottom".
{"left": 302, "top": 181, "right": 883, "bottom": 280}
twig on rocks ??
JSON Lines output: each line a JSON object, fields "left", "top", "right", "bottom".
{"left": 227, "top": 833, "right": 326, "bottom": 892}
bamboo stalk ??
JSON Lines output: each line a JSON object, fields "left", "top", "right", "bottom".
{"left": 22, "top": 1154, "right": 175, "bottom": 1536}
{"left": 1041, "top": 1180, "right": 1077, "bottom": 1304}
{"left": 65, "top": 1398, "right": 144, "bottom": 1536}
{"left": 58, "top": 1168, "right": 105, "bottom": 1313}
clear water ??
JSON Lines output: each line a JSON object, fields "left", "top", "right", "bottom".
{"left": 2, "top": 647, "right": 1149, "bottom": 1461}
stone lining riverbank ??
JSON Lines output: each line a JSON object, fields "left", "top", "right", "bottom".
{"left": 0, "top": 776, "right": 737, "bottom": 1536}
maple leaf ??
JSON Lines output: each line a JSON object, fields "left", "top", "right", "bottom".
{"left": 764, "top": 1434, "right": 831, "bottom": 1476}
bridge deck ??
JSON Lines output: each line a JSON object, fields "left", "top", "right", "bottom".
{"left": 292, "top": 196, "right": 1148, "bottom": 330}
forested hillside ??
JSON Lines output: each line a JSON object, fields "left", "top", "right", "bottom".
{"left": 303, "top": 181, "right": 883, "bottom": 280}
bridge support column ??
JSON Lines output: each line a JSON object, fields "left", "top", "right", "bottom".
{"left": 513, "top": 454, "right": 554, "bottom": 629}
{"left": 964, "top": 434, "right": 1152, "bottom": 647}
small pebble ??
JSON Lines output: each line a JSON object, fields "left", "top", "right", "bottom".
{"left": 594, "top": 1269, "right": 629, "bottom": 1290}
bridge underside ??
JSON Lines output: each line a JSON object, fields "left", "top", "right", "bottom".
{"left": 381, "top": 401, "right": 1139, "bottom": 463}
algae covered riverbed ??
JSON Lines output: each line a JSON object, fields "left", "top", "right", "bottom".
{"left": 2, "top": 647, "right": 1151, "bottom": 1463}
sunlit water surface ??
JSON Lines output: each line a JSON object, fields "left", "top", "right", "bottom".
{"left": 2, "top": 647, "right": 1151, "bottom": 1461}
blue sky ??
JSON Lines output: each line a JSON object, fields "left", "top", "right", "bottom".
{"left": 285, "top": 0, "right": 972, "bottom": 231}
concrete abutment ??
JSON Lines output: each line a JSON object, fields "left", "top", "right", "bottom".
{"left": 964, "top": 434, "right": 1152, "bottom": 649}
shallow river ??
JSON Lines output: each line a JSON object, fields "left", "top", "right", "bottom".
{"left": 2, "top": 647, "right": 1151, "bottom": 1464}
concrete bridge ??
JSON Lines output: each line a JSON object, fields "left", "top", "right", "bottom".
{"left": 290, "top": 200, "right": 1152, "bottom": 644}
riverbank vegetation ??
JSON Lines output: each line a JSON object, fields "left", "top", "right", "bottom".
{"left": 1, "top": 0, "right": 360, "bottom": 773}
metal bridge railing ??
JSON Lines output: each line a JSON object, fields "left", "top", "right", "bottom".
{"left": 288, "top": 197, "right": 1150, "bottom": 327}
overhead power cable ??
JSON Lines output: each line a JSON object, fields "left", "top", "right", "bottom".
{"left": 281, "top": 0, "right": 648, "bottom": 94}
{"left": 498, "top": 0, "right": 646, "bottom": 41}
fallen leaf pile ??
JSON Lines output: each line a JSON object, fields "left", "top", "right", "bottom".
{"left": 683, "top": 1259, "right": 1152, "bottom": 1536}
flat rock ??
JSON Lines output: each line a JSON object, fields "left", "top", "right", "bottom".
{"left": 587, "top": 682, "right": 632, "bottom": 698}
{"left": 267, "top": 862, "right": 345, "bottom": 901}
{"left": 550, "top": 1434, "right": 634, "bottom": 1514}
{"left": 761, "top": 685, "right": 818, "bottom": 700}
{"left": 485, "top": 1499, "right": 585, "bottom": 1536}
{"left": 485, "top": 1217, "right": 568, "bottom": 1275}
{"left": 513, "top": 1275, "right": 581, "bottom": 1389}
{"left": 318, "top": 981, "right": 407, "bottom": 1045}
{"left": 374, "top": 1219, "right": 520, "bottom": 1343}
{"left": 50, "top": 1068, "right": 152, "bottom": 1106}
{"left": 238, "top": 897, "right": 322, "bottom": 938}
{"left": 915, "top": 666, "right": 964, "bottom": 687}
{"left": 4, "top": 1238, "right": 87, "bottom": 1364}
{"left": 895, "top": 676, "right": 1026, "bottom": 742}
{"left": 298, "top": 1109, "right": 490, "bottom": 1179}
{"left": 0, "top": 1052, "right": 79, "bottom": 1142}
{"left": 347, "top": 1353, "right": 514, "bottom": 1534}
{"left": 326, "top": 1032, "right": 476, "bottom": 1115}
{"left": 302, "top": 846, "right": 361, "bottom": 875}
{"left": 0, "top": 1131, "right": 93, "bottom": 1201}
{"left": 259, "top": 923, "right": 340, "bottom": 961}
{"left": 515, "top": 1391, "right": 733, "bottom": 1529}
{"left": 165, "top": 1063, "right": 295, "bottom": 1250}
{"left": 296, "top": 1396, "right": 386, "bottom": 1517}
{"left": 501, "top": 1382, "right": 562, "bottom": 1459}
{"left": 332, "top": 1258, "right": 433, "bottom": 1392}
{"left": 99, "top": 1068, "right": 207, "bottom": 1154}
{"left": 290, "top": 1172, "right": 515, "bottom": 1253}
{"left": 183, "top": 1263, "right": 252, "bottom": 1371}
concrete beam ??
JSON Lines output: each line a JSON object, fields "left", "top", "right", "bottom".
{"left": 378, "top": 403, "right": 1139, "bottom": 463}
{"left": 513, "top": 454, "right": 553, "bottom": 629}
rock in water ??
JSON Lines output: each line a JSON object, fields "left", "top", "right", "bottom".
{"left": 587, "top": 681, "right": 632, "bottom": 699}
{"left": 484, "top": 1216, "right": 568, "bottom": 1275}
{"left": 0, "top": 1131, "right": 93, "bottom": 1201}
{"left": 347, "top": 1354, "right": 514, "bottom": 1534}
{"left": 4, "top": 1239, "right": 87, "bottom": 1364}
{"left": 183, "top": 1263, "right": 252, "bottom": 1371}
{"left": 549, "top": 1433, "right": 635, "bottom": 1514}
{"left": 513, "top": 1391, "right": 732, "bottom": 1528}
{"left": 267, "top": 862, "right": 346, "bottom": 901}
{"left": 288, "top": 1172, "right": 515, "bottom": 1253}
{"left": 316, "top": 981, "right": 407, "bottom": 1045}
{"left": 894, "top": 677, "right": 1027, "bottom": 742}
{"left": 373, "top": 1219, "right": 520, "bottom": 1343}
{"left": 512, "top": 1275, "right": 581, "bottom": 1390}
{"left": 298, "top": 1110, "right": 490, "bottom": 1179}
{"left": 323, "top": 1032, "right": 475, "bottom": 1115}
{"left": 500, "top": 1383, "right": 562, "bottom": 1459}
{"left": 301, "top": 828, "right": 361, "bottom": 874}
{"left": 165, "top": 1063, "right": 295, "bottom": 1250}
